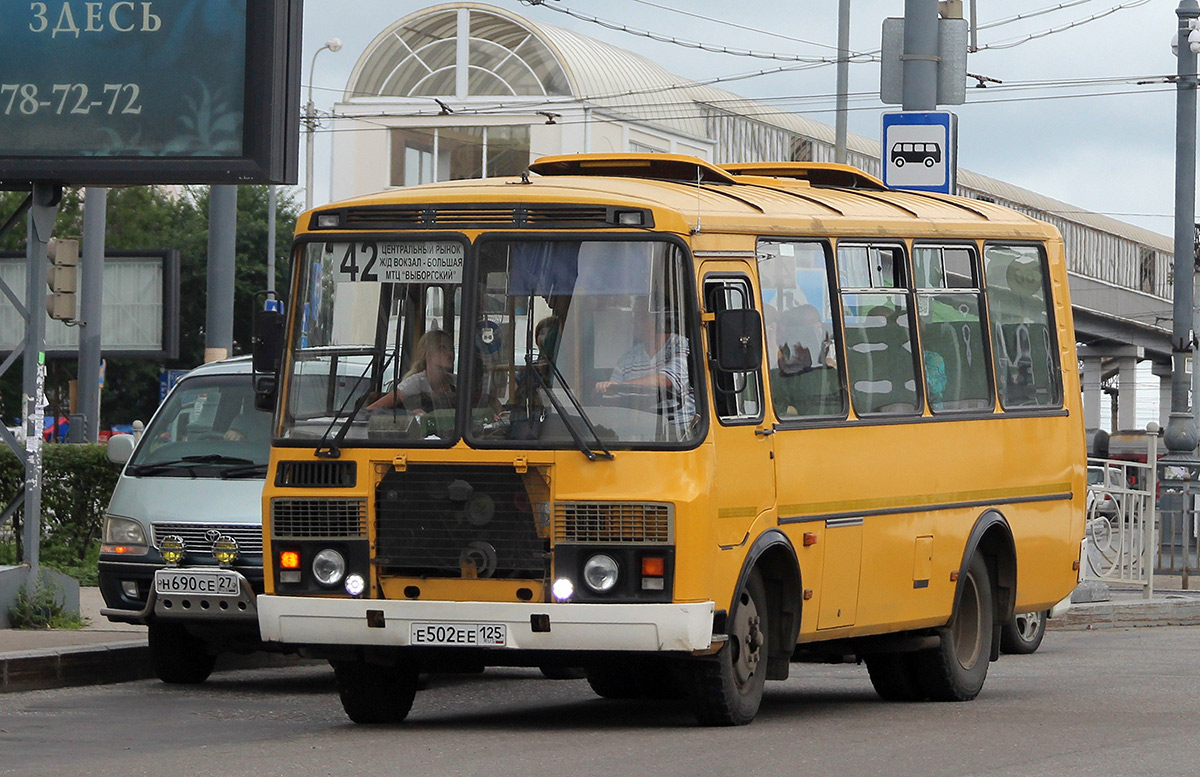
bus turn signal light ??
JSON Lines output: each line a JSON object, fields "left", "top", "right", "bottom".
{"left": 641, "top": 556, "right": 665, "bottom": 577}
{"left": 279, "top": 551, "right": 301, "bottom": 569}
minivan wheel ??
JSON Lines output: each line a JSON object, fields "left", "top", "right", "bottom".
{"left": 149, "top": 622, "right": 216, "bottom": 684}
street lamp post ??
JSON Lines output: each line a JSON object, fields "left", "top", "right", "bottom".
{"left": 1165, "top": 1, "right": 1200, "bottom": 457}
{"left": 305, "top": 37, "right": 343, "bottom": 212}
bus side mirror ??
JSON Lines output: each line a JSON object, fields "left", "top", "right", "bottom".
{"left": 252, "top": 297, "right": 285, "bottom": 412}
{"left": 715, "top": 308, "right": 763, "bottom": 372}
{"left": 252, "top": 305, "right": 285, "bottom": 374}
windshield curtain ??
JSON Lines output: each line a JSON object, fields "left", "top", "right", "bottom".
{"left": 279, "top": 237, "right": 701, "bottom": 448}
{"left": 130, "top": 374, "right": 270, "bottom": 473}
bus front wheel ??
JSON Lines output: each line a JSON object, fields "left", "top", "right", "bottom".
{"left": 911, "top": 553, "right": 994, "bottom": 701}
{"left": 686, "top": 570, "right": 768, "bottom": 726}
{"left": 331, "top": 660, "right": 418, "bottom": 724}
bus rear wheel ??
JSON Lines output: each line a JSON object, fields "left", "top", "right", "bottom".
{"left": 911, "top": 553, "right": 994, "bottom": 701}
{"left": 686, "top": 570, "right": 768, "bottom": 726}
{"left": 331, "top": 660, "right": 418, "bottom": 724}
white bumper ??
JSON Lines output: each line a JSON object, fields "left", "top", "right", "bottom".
{"left": 257, "top": 595, "right": 716, "bottom": 652}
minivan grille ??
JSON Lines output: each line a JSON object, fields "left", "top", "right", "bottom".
{"left": 276, "top": 460, "right": 356, "bottom": 488}
{"left": 375, "top": 465, "right": 546, "bottom": 579}
{"left": 271, "top": 498, "right": 367, "bottom": 539}
{"left": 151, "top": 523, "right": 264, "bottom": 557}
{"left": 554, "top": 502, "right": 673, "bottom": 544}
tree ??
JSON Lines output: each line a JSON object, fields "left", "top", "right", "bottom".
{"left": 0, "top": 185, "right": 299, "bottom": 431}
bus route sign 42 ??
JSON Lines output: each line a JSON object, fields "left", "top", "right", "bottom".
{"left": 881, "top": 111, "right": 957, "bottom": 194}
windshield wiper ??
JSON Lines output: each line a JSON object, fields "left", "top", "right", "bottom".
{"left": 220, "top": 463, "right": 269, "bottom": 479}
{"left": 527, "top": 359, "right": 614, "bottom": 461}
{"left": 127, "top": 454, "right": 256, "bottom": 477}
{"left": 316, "top": 350, "right": 395, "bottom": 459}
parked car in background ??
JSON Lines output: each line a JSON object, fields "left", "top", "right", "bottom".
{"left": 1087, "top": 464, "right": 1124, "bottom": 518}
{"left": 98, "top": 357, "right": 275, "bottom": 683}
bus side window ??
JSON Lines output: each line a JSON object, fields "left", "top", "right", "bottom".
{"left": 837, "top": 243, "right": 919, "bottom": 416}
{"left": 984, "top": 244, "right": 1063, "bottom": 409}
{"left": 704, "top": 277, "right": 762, "bottom": 423}
{"left": 913, "top": 245, "right": 992, "bottom": 412}
{"left": 758, "top": 240, "right": 845, "bottom": 420}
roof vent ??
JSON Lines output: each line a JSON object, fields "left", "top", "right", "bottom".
{"left": 530, "top": 153, "right": 738, "bottom": 185}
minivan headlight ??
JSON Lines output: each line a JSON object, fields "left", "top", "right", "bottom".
{"left": 101, "top": 515, "right": 148, "bottom": 554}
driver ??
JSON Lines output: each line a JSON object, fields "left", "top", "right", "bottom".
{"left": 595, "top": 304, "right": 695, "bottom": 435}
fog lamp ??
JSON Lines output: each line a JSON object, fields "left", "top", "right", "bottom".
{"left": 159, "top": 535, "right": 185, "bottom": 565}
{"left": 582, "top": 554, "right": 619, "bottom": 593}
{"left": 120, "top": 580, "right": 139, "bottom": 598}
{"left": 212, "top": 535, "right": 239, "bottom": 566}
{"left": 552, "top": 577, "right": 574, "bottom": 602}
{"left": 312, "top": 548, "right": 346, "bottom": 587}
{"left": 345, "top": 573, "right": 366, "bottom": 597}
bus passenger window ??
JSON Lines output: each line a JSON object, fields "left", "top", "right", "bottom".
{"left": 984, "top": 244, "right": 1062, "bottom": 409}
{"left": 838, "top": 243, "right": 918, "bottom": 416}
{"left": 757, "top": 240, "right": 845, "bottom": 420}
{"left": 914, "top": 246, "right": 991, "bottom": 412}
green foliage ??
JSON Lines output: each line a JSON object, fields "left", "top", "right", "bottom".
{"left": 7, "top": 575, "right": 87, "bottom": 630}
{"left": 0, "top": 444, "right": 120, "bottom": 586}
{"left": 0, "top": 185, "right": 300, "bottom": 429}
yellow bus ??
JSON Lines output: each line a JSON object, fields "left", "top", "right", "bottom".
{"left": 253, "top": 154, "right": 1085, "bottom": 726}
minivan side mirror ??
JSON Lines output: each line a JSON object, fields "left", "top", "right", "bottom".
{"left": 106, "top": 433, "right": 135, "bottom": 465}
{"left": 714, "top": 308, "right": 763, "bottom": 373}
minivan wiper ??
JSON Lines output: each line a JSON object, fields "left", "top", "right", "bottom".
{"left": 220, "top": 463, "right": 269, "bottom": 479}
{"left": 127, "top": 454, "right": 256, "bottom": 477}
{"left": 527, "top": 359, "right": 613, "bottom": 461}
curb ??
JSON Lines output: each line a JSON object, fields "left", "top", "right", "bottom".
{"left": 1050, "top": 596, "right": 1200, "bottom": 630}
{"left": 1, "top": 640, "right": 152, "bottom": 693}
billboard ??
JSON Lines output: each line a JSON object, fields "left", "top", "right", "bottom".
{"left": 0, "top": 249, "right": 179, "bottom": 358}
{"left": 0, "top": 0, "right": 302, "bottom": 185}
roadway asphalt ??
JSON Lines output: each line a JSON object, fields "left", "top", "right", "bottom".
{"left": 3, "top": 581, "right": 1200, "bottom": 693}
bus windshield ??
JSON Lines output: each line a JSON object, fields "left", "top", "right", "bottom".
{"left": 280, "top": 237, "right": 701, "bottom": 448}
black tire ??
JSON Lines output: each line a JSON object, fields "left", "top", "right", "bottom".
{"left": 1000, "top": 610, "right": 1047, "bottom": 655}
{"left": 894, "top": 157, "right": 905, "bottom": 167}
{"left": 910, "top": 554, "right": 994, "bottom": 702}
{"left": 540, "top": 665, "right": 588, "bottom": 680}
{"left": 685, "top": 570, "right": 768, "bottom": 726}
{"left": 864, "top": 653, "right": 923, "bottom": 702}
{"left": 331, "top": 660, "right": 418, "bottom": 724}
{"left": 148, "top": 622, "right": 216, "bottom": 684}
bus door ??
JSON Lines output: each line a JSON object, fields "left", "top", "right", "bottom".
{"left": 702, "top": 269, "right": 775, "bottom": 547}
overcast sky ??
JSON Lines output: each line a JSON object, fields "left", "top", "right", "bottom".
{"left": 299, "top": 0, "right": 1177, "bottom": 236}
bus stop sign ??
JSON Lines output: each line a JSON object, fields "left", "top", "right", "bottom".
{"left": 881, "top": 111, "right": 957, "bottom": 194}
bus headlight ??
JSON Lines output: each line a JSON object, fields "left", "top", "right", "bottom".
{"left": 345, "top": 573, "right": 366, "bottom": 597}
{"left": 312, "top": 549, "right": 346, "bottom": 587}
{"left": 582, "top": 554, "right": 619, "bottom": 593}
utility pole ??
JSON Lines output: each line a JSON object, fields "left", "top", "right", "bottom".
{"left": 1165, "top": 0, "right": 1200, "bottom": 457}
{"left": 78, "top": 188, "right": 106, "bottom": 443}
{"left": 205, "top": 186, "right": 238, "bottom": 364}
{"left": 902, "top": 0, "right": 939, "bottom": 112}
{"left": 835, "top": 0, "right": 850, "bottom": 164}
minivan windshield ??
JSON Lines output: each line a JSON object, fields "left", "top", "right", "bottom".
{"left": 127, "top": 373, "right": 270, "bottom": 477}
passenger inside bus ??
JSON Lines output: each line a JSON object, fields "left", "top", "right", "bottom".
{"left": 367, "top": 329, "right": 457, "bottom": 412}
{"left": 594, "top": 305, "right": 695, "bottom": 435}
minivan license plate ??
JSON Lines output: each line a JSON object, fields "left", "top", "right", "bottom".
{"left": 155, "top": 569, "right": 239, "bottom": 597}
{"left": 410, "top": 622, "right": 506, "bottom": 647}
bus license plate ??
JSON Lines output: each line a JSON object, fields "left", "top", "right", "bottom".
{"left": 154, "top": 569, "right": 240, "bottom": 597}
{"left": 410, "top": 622, "right": 506, "bottom": 647}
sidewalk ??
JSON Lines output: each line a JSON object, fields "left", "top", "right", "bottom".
{"left": 4, "top": 581, "right": 1200, "bottom": 693}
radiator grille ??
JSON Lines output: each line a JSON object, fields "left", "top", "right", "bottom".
{"left": 276, "top": 460, "right": 357, "bottom": 488}
{"left": 375, "top": 465, "right": 546, "bottom": 579}
{"left": 271, "top": 498, "right": 367, "bottom": 539}
{"left": 554, "top": 502, "right": 673, "bottom": 544}
{"left": 151, "top": 523, "right": 263, "bottom": 556}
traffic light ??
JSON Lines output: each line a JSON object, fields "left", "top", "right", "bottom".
{"left": 46, "top": 237, "right": 79, "bottom": 321}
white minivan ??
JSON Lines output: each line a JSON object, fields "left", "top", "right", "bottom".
{"left": 98, "top": 357, "right": 275, "bottom": 683}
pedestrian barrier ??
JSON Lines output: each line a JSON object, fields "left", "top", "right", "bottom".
{"left": 1085, "top": 432, "right": 1158, "bottom": 598}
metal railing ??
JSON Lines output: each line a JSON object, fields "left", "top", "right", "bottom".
{"left": 1084, "top": 435, "right": 1158, "bottom": 599}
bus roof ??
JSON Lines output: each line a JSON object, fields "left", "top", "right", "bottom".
{"left": 302, "top": 154, "right": 1060, "bottom": 242}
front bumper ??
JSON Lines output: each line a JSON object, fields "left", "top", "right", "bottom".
{"left": 257, "top": 595, "right": 717, "bottom": 653}
{"left": 100, "top": 564, "right": 261, "bottom": 626}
